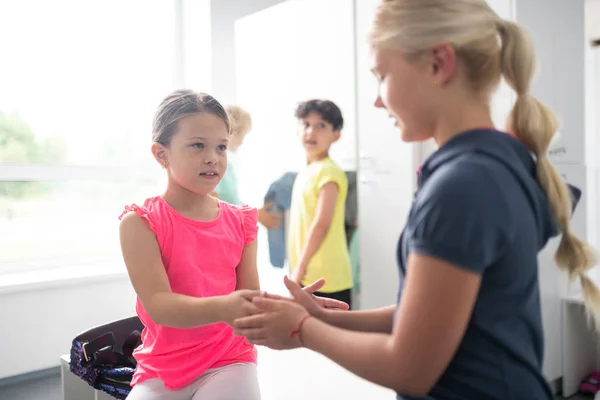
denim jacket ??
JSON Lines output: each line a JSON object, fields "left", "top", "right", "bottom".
{"left": 264, "top": 172, "right": 298, "bottom": 268}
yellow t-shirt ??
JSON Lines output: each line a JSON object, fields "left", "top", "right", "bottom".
{"left": 287, "top": 157, "right": 353, "bottom": 293}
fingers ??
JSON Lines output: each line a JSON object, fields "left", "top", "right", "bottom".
{"left": 236, "top": 291, "right": 263, "bottom": 316}
{"left": 262, "top": 217, "right": 281, "bottom": 230}
{"left": 242, "top": 301, "right": 262, "bottom": 316}
{"left": 268, "top": 211, "right": 283, "bottom": 220}
{"left": 234, "top": 314, "right": 265, "bottom": 329}
{"left": 319, "top": 297, "right": 350, "bottom": 310}
{"left": 284, "top": 275, "right": 305, "bottom": 299}
{"left": 263, "top": 292, "right": 293, "bottom": 302}
{"left": 253, "top": 296, "right": 283, "bottom": 311}
{"left": 233, "top": 315, "right": 269, "bottom": 342}
{"left": 262, "top": 202, "right": 282, "bottom": 217}
{"left": 237, "top": 290, "right": 263, "bottom": 300}
{"left": 302, "top": 278, "right": 326, "bottom": 293}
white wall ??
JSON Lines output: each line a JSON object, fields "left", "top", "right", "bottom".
{"left": 515, "top": 0, "right": 589, "bottom": 382}
{"left": 210, "top": 0, "right": 286, "bottom": 104}
{"left": 586, "top": 1, "right": 600, "bottom": 252}
{"left": 517, "top": 1, "right": 586, "bottom": 164}
{"left": 587, "top": 0, "right": 600, "bottom": 44}
{"left": 354, "top": 0, "right": 408, "bottom": 310}
{"left": 0, "top": 275, "right": 135, "bottom": 379}
{"left": 234, "top": 0, "right": 357, "bottom": 206}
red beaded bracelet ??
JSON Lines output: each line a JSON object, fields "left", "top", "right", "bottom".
{"left": 290, "top": 315, "right": 312, "bottom": 344}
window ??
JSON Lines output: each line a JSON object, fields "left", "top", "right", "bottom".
{"left": 0, "top": 0, "right": 211, "bottom": 274}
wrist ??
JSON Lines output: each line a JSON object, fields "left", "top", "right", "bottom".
{"left": 213, "top": 295, "right": 230, "bottom": 323}
{"left": 290, "top": 314, "right": 312, "bottom": 347}
{"left": 295, "top": 263, "right": 307, "bottom": 277}
{"left": 315, "top": 307, "right": 331, "bottom": 321}
{"left": 297, "top": 315, "right": 317, "bottom": 348}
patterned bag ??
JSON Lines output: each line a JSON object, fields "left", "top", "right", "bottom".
{"left": 69, "top": 316, "right": 143, "bottom": 399}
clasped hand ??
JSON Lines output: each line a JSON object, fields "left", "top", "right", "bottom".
{"left": 232, "top": 276, "right": 349, "bottom": 350}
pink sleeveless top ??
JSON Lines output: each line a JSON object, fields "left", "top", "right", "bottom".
{"left": 119, "top": 196, "right": 258, "bottom": 390}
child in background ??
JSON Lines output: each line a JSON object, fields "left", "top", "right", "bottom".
{"left": 119, "top": 90, "right": 262, "bottom": 400}
{"left": 287, "top": 99, "right": 354, "bottom": 308}
{"left": 212, "top": 105, "right": 249, "bottom": 206}
{"left": 213, "top": 104, "right": 282, "bottom": 230}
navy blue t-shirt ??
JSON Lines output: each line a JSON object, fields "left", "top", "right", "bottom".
{"left": 395, "top": 129, "right": 580, "bottom": 400}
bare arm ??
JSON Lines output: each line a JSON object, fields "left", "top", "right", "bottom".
{"left": 300, "top": 253, "right": 480, "bottom": 395}
{"left": 120, "top": 212, "right": 259, "bottom": 328}
{"left": 236, "top": 239, "right": 260, "bottom": 290}
{"left": 320, "top": 305, "right": 396, "bottom": 333}
{"left": 263, "top": 279, "right": 394, "bottom": 333}
{"left": 293, "top": 182, "right": 338, "bottom": 281}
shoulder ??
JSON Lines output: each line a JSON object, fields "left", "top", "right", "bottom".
{"left": 320, "top": 158, "right": 345, "bottom": 174}
{"left": 220, "top": 201, "right": 257, "bottom": 215}
{"left": 119, "top": 210, "right": 147, "bottom": 231}
{"left": 119, "top": 197, "right": 163, "bottom": 216}
{"left": 119, "top": 197, "right": 164, "bottom": 233}
{"left": 220, "top": 202, "right": 258, "bottom": 224}
{"left": 409, "top": 156, "right": 515, "bottom": 271}
{"left": 314, "top": 159, "right": 347, "bottom": 187}
{"left": 220, "top": 202, "right": 258, "bottom": 245}
{"left": 418, "top": 155, "right": 508, "bottom": 209}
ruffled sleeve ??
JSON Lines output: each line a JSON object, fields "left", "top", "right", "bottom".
{"left": 239, "top": 205, "right": 259, "bottom": 245}
{"left": 119, "top": 203, "right": 156, "bottom": 233}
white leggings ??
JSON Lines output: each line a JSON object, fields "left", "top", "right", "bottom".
{"left": 126, "top": 363, "right": 260, "bottom": 400}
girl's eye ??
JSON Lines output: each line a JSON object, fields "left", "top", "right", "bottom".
{"left": 318, "top": 123, "right": 326, "bottom": 129}
{"left": 218, "top": 145, "right": 227, "bottom": 151}
{"left": 191, "top": 143, "right": 204, "bottom": 149}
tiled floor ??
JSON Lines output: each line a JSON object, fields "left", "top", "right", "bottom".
{"left": 0, "top": 373, "right": 62, "bottom": 400}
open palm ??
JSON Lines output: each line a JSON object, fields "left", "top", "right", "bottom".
{"left": 264, "top": 277, "right": 349, "bottom": 318}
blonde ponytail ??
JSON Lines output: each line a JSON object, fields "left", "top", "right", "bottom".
{"left": 367, "top": 0, "right": 599, "bottom": 323}
{"left": 498, "top": 19, "right": 600, "bottom": 324}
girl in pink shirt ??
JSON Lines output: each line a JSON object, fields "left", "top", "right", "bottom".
{"left": 119, "top": 90, "right": 263, "bottom": 400}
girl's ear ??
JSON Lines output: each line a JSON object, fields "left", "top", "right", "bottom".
{"left": 427, "top": 42, "right": 456, "bottom": 86}
{"left": 152, "top": 143, "right": 168, "bottom": 167}
{"left": 332, "top": 130, "right": 341, "bottom": 143}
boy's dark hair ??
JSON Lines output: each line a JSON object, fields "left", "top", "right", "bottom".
{"left": 152, "top": 89, "right": 230, "bottom": 146}
{"left": 295, "top": 99, "right": 344, "bottom": 131}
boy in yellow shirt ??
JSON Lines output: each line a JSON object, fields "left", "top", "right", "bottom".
{"left": 288, "top": 99, "right": 353, "bottom": 308}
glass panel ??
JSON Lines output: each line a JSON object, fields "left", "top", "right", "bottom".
{"left": 0, "top": 0, "right": 176, "bottom": 167}
{"left": 0, "top": 175, "right": 165, "bottom": 272}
